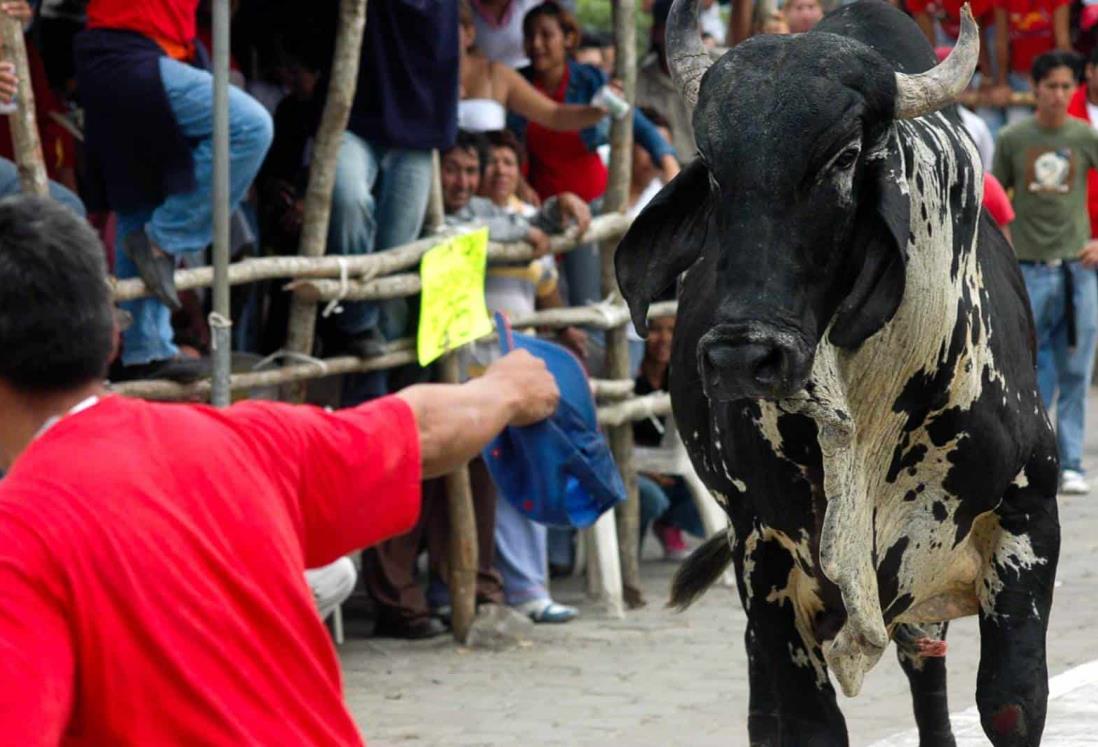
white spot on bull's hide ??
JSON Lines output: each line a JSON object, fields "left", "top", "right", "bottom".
{"left": 711, "top": 490, "right": 730, "bottom": 507}
{"left": 979, "top": 526, "right": 1048, "bottom": 620}
{"left": 1011, "top": 470, "right": 1029, "bottom": 490}
{"left": 731, "top": 478, "right": 747, "bottom": 493}
{"left": 780, "top": 112, "right": 995, "bottom": 695}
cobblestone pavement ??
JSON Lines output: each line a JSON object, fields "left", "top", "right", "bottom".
{"left": 342, "top": 404, "right": 1098, "bottom": 747}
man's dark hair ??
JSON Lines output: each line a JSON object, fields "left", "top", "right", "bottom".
{"left": 578, "top": 30, "right": 609, "bottom": 50}
{"left": 443, "top": 130, "right": 489, "bottom": 170}
{"left": 1032, "top": 50, "right": 1083, "bottom": 84}
{"left": 484, "top": 129, "right": 526, "bottom": 166}
{"left": 1089, "top": 45, "right": 1098, "bottom": 68}
{"left": 0, "top": 196, "right": 114, "bottom": 393}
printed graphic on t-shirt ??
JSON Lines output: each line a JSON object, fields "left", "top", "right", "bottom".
{"left": 1025, "top": 146, "right": 1075, "bottom": 194}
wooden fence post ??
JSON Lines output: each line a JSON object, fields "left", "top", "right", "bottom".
{"left": 439, "top": 353, "right": 479, "bottom": 643}
{"left": 600, "top": 0, "right": 644, "bottom": 609}
{"left": 0, "top": 16, "right": 46, "bottom": 195}
{"left": 282, "top": 0, "right": 367, "bottom": 401}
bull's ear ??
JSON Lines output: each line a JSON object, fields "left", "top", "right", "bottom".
{"left": 828, "top": 136, "right": 910, "bottom": 349}
{"left": 615, "top": 159, "right": 711, "bottom": 336}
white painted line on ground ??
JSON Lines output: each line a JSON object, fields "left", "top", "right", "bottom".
{"left": 868, "top": 659, "right": 1098, "bottom": 746}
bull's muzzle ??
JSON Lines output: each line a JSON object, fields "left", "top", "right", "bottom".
{"left": 697, "top": 326, "right": 813, "bottom": 401}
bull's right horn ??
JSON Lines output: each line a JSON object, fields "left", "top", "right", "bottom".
{"left": 893, "top": 3, "right": 979, "bottom": 119}
{"left": 667, "top": 0, "right": 714, "bottom": 114}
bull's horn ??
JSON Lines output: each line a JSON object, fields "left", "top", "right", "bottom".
{"left": 894, "top": 3, "right": 979, "bottom": 119}
{"left": 666, "top": 0, "right": 713, "bottom": 113}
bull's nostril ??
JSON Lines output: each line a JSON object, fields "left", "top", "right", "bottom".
{"left": 705, "top": 343, "right": 740, "bottom": 370}
{"left": 752, "top": 347, "right": 785, "bottom": 386}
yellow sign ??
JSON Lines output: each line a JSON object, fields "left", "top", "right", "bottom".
{"left": 417, "top": 228, "right": 494, "bottom": 366}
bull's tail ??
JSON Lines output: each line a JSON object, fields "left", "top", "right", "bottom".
{"left": 668, "top": 531, "right": 734, "bottom": 611}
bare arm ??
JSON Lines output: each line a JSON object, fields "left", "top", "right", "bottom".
{"left": 396, "top": 350, "right": 559, "bottom": 478}
{"left": 1052, "top": 4, "right": 1070, "bottom": 51}
{"left": 729, "top": 0, "right": 753, "bottom": 46}
{"left": 994, "top": 8, "right": 1010, "bottom": 87}
{"left": 914, "top": 11, "right": 936, "bottom": 47}
{"left": 500, "top": 64, "right": 606, "bottom": 131}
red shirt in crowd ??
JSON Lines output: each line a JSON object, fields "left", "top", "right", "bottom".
{"left": 907, "top": 0, "right": 993, "bottom": 39}
{"left": 526, "top": 65, "right": 608, "bottom": 203}
{"left": 982, "top": 172, "right": 1016, "bottom": 228}
{"left": 87, "top": 0, "right": 198, "bottom": 58}
{"left": 0, "top": 395, "right": 421, "bottom": 745}
{"left": 994, "top": 0, "right": 1069, "bottom": 75}
{"left": 1067, "top": 84, "right": 1098, "bottom": 238}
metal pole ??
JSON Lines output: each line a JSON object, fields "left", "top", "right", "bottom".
{"left": 210, "top": 0, "right": 232, "bottom": 407}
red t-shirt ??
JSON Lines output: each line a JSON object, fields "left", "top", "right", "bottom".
{"left": 982, "top": 172, "right": 1015, "bottom": 227}
{"left": 0, "top": 395, "right": 421, "bottom": 745}
{"left": 906, "top": 0, "right": 993, "bottom": 38}
{"left": 994, "top": 0, "right": 1068, "bottom": 74}
{"left": 87, "top": 0, "right": 198, "bottom": 55}
{"left": 526, "top": 66, "right": 608, "bottom": 202}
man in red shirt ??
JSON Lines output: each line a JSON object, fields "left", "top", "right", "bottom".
{"left": 1067, "top": 45, "right": 1098, "bottom": 238}
{"left": 980, "top": 0, "right": 1071, "bottom": 133}
{"left": 0, "top": 195, "right": 559, "bottom": 745}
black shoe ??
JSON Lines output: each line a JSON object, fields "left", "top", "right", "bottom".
{"left": 373, "top": 616, "right": 448, "bottom": 640}
{"left": 125, "top": 230, "right": 181, "bottom": 311}
{"left": 343, "top": 328, "right": 388, "bottom": 359}
{"left": 112, "top": 356, "right": 210, "bottom": 383}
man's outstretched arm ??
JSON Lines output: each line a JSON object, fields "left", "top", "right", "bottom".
{"left": 397, "top": 350, "right": 559, "bottom": 478}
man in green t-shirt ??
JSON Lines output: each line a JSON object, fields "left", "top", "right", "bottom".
{"left": 993, "top": 50, "right": 1098, "bottom": 495}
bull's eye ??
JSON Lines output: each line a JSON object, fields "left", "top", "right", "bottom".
{"left": 832, "top": 147, "right": 859, "bottom": 171}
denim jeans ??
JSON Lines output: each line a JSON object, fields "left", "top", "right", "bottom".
{"left": 638, "top": 474, "right": 705, "bottom": 540}
{"left": 117, "top": 56, "right": 273, "bottom": 365}
{"left": 0, "top": 156, "right": 85, "bottom": 216}
{"left": 1020, "top": 261, "right": 1098, "bottom": 474}
{"left": 327, "top": 131, "right": 432, "bottom": 337}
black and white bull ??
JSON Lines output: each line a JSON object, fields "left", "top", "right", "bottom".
{"left": 615, "top": 2, "right": 1061, "bottom": 744}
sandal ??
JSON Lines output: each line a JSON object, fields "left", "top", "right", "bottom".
{"left": 514, "top": 599, "right": 578, "bottom": 624}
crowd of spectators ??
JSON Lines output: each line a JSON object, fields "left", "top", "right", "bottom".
{"left": 4, "top": 0, "right": 1098, "bottom": 636}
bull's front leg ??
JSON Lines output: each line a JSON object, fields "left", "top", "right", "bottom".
{"left": 895, "top": 622, "right": 956, "bottom": 747}
{"left": 740, "top": 532, "right": 847, "bottom": 747}
{"left": 976, "top": 468, "right": 1060, "bottom": 747}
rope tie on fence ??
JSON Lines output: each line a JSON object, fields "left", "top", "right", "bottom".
{"left": 207, "top": 312, "right": 233, "bottom": 350}
{"left": 251, "top": 349, "right": 331, "bottom": 375}
{"left": 321, "top": 257, "right": 351, "bottom": 319}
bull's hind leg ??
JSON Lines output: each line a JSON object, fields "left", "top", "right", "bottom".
{"left": 741, "top": 535, "right": 847, "bottom": 747}
{"left": 896, "top": 622, "right": 956, "bottom": 747}
{"left": 976, "top": 470, "right": 1060, "bottom": 747}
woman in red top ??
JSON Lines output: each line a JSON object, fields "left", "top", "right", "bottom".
{"left": 510, "top": 1, "right": 679, "bottom": 204}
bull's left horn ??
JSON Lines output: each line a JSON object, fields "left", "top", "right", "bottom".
{"left": 893, "top": 3, "right": 979, "bottom": 119}
{"left": 667, "top": 0, "right": 713, "bottom": 113}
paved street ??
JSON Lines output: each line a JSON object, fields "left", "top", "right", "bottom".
{"left": 342, "top": 399, "right": 1098, "bottom": 747}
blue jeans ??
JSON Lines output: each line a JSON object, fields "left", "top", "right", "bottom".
{"left": 0, "top": 156, "right": 85, "bottom": 216}
{"left": 327, "top": 132, "right": 432, "bottom": 337}
{"left": 117, "top": 56, "right": 273, "bottom": 365}
{"left": 638, "top": 474, "right": 704, "bottom": 540}
{"left": 1021, "top": 261, "right": 1098, "bottom": 474}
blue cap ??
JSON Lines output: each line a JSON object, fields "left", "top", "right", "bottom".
{"left": 481, "top": 313, "right": 627, "bottom": 528}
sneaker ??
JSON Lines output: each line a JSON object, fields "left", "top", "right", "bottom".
{"left": 1060, "top": 469, "right": 1090, "bottom": 495}
{"left": 653, "top": 520, "right": 689, "bottom": 561}
{"left": 513, "top": 598, "right": 578, "bottom": 624}
{"left": 124, "top": 229, "right": 181, "bottom": 311}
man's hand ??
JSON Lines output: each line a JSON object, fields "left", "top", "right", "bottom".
{"left": 557, "top": 326, "right": 588, "bottom": 365}
{"left": 0, "top": 62, "right": 16, "bottom": 105}
{"left": 988, "top": 83, "right": 1014, "bottom": 108}
{"left": 526, "top": 226, "right": 551, "bottom": 258}
{"left": 483, "top": 349, "right": 559, "bottom": 426}
{"left": 1080, "top": 240, "right": 1098, "bottom": 268}
{"left": 0, "top": 2, "right": 31, "bottom": 22}
{"left": 556, "top": 192, "right": 591, "bottom": 237}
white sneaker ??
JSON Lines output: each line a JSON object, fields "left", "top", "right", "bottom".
{"left": 1060, "top": 469, "right": 1090, "bottom": 495}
